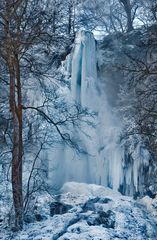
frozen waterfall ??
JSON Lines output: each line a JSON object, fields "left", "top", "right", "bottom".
{"left": 71, "top": 30, "right": 97, "bottom": 108}
{"left": 48, "top": 30, "right": 151, "bottom": 196}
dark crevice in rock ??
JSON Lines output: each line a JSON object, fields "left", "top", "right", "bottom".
{"left": 50, "top": 202, "right": 72, "bottom": 217}
{"left": 52, "top": 214, "right": 81, "bottom": 240}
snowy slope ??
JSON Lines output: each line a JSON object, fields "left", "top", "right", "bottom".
{"left": 2, "top": 182, "right": 157, "bottom": 240}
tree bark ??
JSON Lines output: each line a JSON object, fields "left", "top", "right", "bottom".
{"left": 68, "top": 3, "right": 72, "bottom": 35}
{"left": 119, "top": 0, "right": 134, "bottom": 32}
{"left": 9, "top": 56, "right": 23, "bottom": 230}
{"left": 3, "top": 1, "right": 23, "bottom": 230}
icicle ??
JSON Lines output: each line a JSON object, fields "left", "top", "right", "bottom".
{"left": 71, "top": 30, "right": 97, "bottom": 108}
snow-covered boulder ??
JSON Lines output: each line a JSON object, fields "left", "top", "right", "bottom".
{"left": 140, "top": 195, "right": 157, "bottom": 217}
{"left": 2, "top": 182, "right": 157, "bottom": 240}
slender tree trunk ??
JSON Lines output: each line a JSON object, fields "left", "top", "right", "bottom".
{"left": 68, "top": 4, "right": 72, "bottom": 35}
{"left": 9, "top": 56, "right": 23, "bottom": 230}
{"left": 4, "top": 1, "right": 23, "bottom": 230}
{"left": 52, "top": 9, "right": 56, "bottom": 34}
{"left": 125, "top": 3, "right": 133, "bottom": 32}
{"left": 119, "top": 0, "right": 133, "bottom": 32}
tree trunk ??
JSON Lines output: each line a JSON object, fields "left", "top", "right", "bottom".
{"left": 68, "top": 4, "right": 72, "bottom": 35}
{"left": 9, "top": 56, "right": 23, "bottom": 230}
{"left": 119, "top": 0, "right": 133, "bottom": 32}
{"left": 52, "top": 9, "right": 56, "bottom": 34}
{"left": 4, "top": 1, "right": 23, "bottom": 230}
{"left": 125, "top": 3, "right": 133, "bottom": 32}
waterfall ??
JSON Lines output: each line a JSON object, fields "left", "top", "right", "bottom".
{"left": 71, "top": 30, "right": 97, "bottom": 108}
{"left": 48, "top": 30, "right": 151, "bottom": 196}
{"left": 69, "top": 30, "right": 124, "bottom": 191}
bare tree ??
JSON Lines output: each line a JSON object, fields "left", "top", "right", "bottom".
{"left": 118, "top": 0, "right": 134, "bottom": 31}
{"left": 0, "top": 0, "right": 93, "bottom": 230}
{"left": 0, "top": 0, "right": 24, "bottom": 230}
{"left": 117, "top": 28, "right": 157, "bottom": 169}
{"left": 0, "top": 0, "right": 60, "bottom": 229}
{"left": 78, "top": 0, "right": 138, "bottom": 34}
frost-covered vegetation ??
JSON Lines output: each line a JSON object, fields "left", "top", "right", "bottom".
{"left": 0, "top": 0, "right": 157, "bottom": 238}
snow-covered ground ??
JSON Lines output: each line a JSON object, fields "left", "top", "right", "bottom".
{"left": 1, "top": 182, "right": 157, "bottom": 240}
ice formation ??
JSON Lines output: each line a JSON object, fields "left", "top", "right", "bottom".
{"left": 71, "top": 30, "right": 98, "bottom": 108}
{"left": 49, "top": 30, "right": 151, "bottom": 196}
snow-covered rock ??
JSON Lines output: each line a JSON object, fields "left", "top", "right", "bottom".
{"left": 140, "top": 195, "right": 157, "bottom": 217}
{"left": 2, "top": 182, "right": 157, "bottom": 240}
